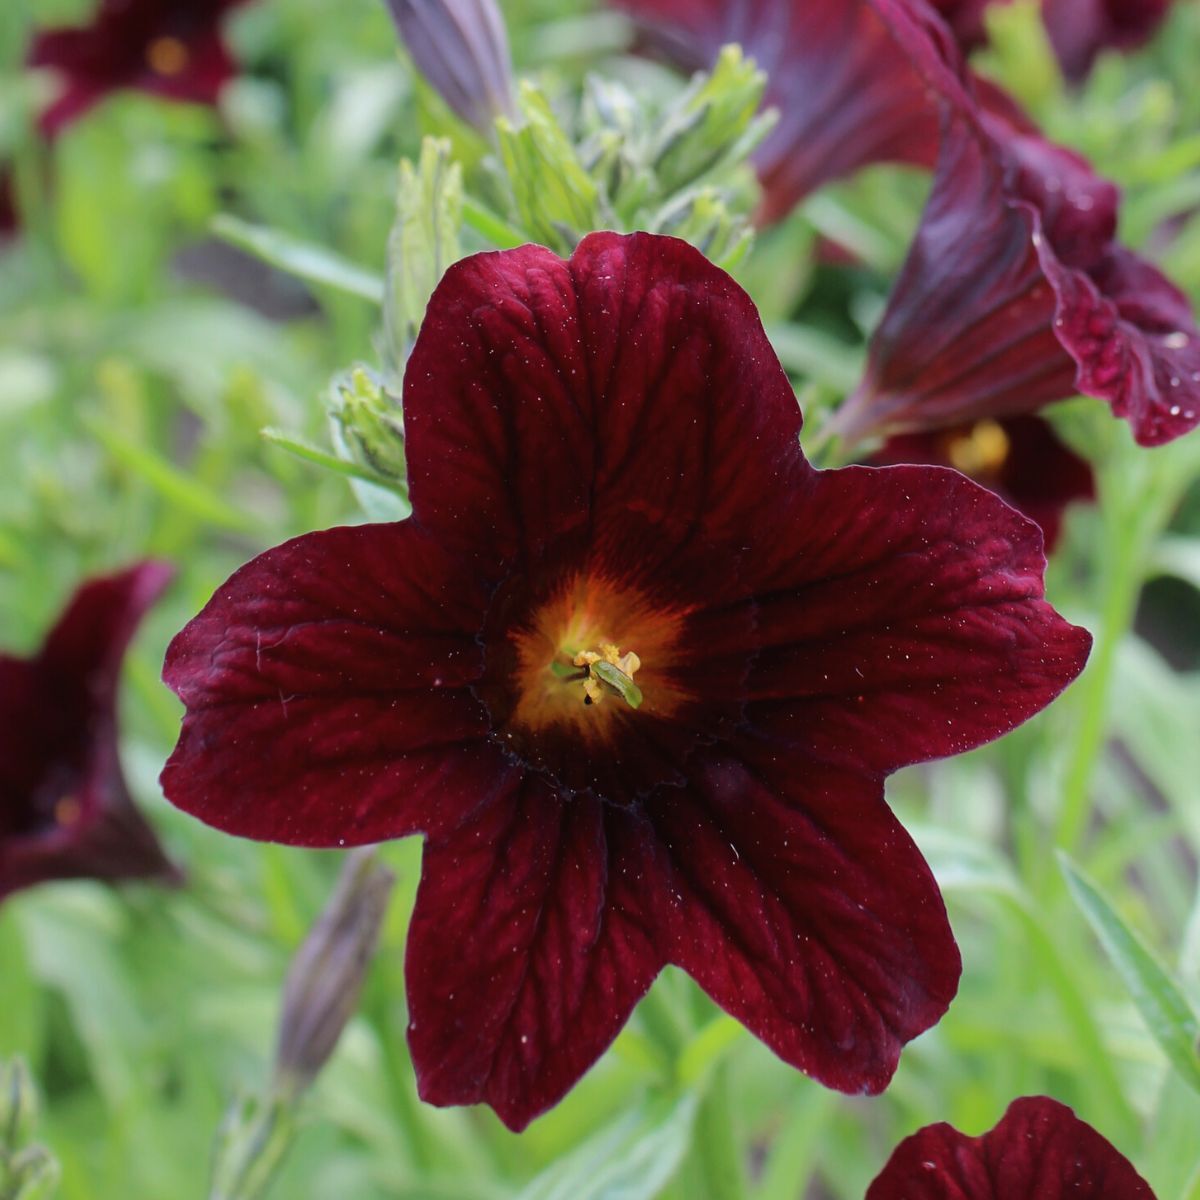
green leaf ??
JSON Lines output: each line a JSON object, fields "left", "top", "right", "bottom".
{"left": 515, "top": 1092, "right": 698, "bottom": 1200}
{"left": 1059, "top": 853, "right": 1200, "bottom": 1093}
{"left": 211, "top": 214, "right": 384, "bottom": 304}
{"left": 260, "top": 428, "right": 402, "bottom": 491}
{"left": 85, "top": 418, "right": 263, "bottom": 534}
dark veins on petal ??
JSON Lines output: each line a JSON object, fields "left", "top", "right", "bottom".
{"left": 162, "top": 232, "right": 1090, "bottom": 1131}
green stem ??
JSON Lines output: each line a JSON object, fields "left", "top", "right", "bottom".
{"left": 461, "top": 199, "right": 527, "bottom": 250}
{"left": 1054, "top": 507, "right": 1145, "bottom": 852}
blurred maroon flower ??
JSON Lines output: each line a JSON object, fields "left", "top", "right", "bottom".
{"left": 384, "top": 0, "right": 515, "bottom": 133}
{"left": 835, "top": 88, "right": 1200, "bottom": 447}
{"left": 1, "top": 562, "right": 180, "bottom": 902}
{"left": 161, "top": 232, "right": 1089, "bottom": 1131}
{"left": 1043, "top": 0, "right": 1173, "bottom": 82}
{"left": 28, "top": 0, "right": 250, "bottom": 136}
{"left": 610, "top": 0, "right": 963, "bottom": 224}
{"left": 867, "top": 1096, "right": 1156, "bottom": 1198}
{"left": 872, "top": 415, "right": 1095, "bottom": 550}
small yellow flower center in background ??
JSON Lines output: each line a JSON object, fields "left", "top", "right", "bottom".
{"left": 54, "top": 795, "right": 82, "bottom": 827}
{"left": 946, "top": 419, "right": 1010, "bottom": 476}
{"left": 146, "top": 36, "right": 190, "bottom": 77}
{"left": 572, "top": 643, "right": 642, "bottom": 707}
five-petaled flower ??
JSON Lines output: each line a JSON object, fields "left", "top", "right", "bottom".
{"left": 162, "top": 232, "right": 1090, "bottom": 1131}
{"left": 871, "top": 415, "right": 1095, "bottom": 551}
{"left": 28, "top": 0, "right": 250, "bottom": 136}
{"left": 1, "top": 562, "right": 180, "bottom": 902}
{"left": 866, "top": 1096, "right": 1156, "bottom": 1198}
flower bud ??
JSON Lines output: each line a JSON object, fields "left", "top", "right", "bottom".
{"left": 384, "top": 0, "right": 515, "bottom": 133}
{"left": 382, "top": 136, "right": 463, "bottom": 377}
{"left": 273, "top": 848, "right": 395, "bottom": 1098}
{"left": 329, "top": 368, "right": 410, "bottom": 520}
{"left": 497, "top": 82, "right": 601, "bottom": 253}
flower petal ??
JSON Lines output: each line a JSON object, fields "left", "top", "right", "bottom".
{"left": 1038, "top": 243, "right": 1200, "bottom": 446}
{"left": 40, "top": 559, "right": 173, "bottom": 702}
{"left": 1043, "top": 0, "right": 1173, "bottom": 82}
{"left": 738, "top": 464, "right": 1091, "bottom": 774}
{"left": 871, "top": 416, "right": 1095, "bottom": 551}
{"left": 404, "top": 231, "right": 806, "bottom": 573}
{"left": 649, "top": 751, "right": 959, "bottom": 1093}
{"left": 161, "top": 522, "right": 498, "bottom": 846}
{"left": 867, "top": 1096, "right": 1157, "bottom": 1198}
{"left": 841, "top": 104, "right": 1200, "bottom": 446}
{"left": 406, "top": 770, "right": 664, "bottom": 1131}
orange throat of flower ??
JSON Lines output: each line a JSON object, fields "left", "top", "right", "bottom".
{"left": 505, "top": 575, "right": 688, "bottom": 740}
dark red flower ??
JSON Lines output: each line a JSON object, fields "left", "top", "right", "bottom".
{"left": 1043, "top": 0, "right": 1174, "bottom": 82}
{"left": 834, "top": 88, "right": 1200, "bottom": 447}
{"left": 610, "top": 0, "right": 962, "bottom": 224}
{"left": 161, "top": 233, "right": 1089, "bottom": 1131}
{"left": 28, "top": 0, "right": 249, "bottom": 136}
{"left": 867, "top": 1096, "right": 1156, "bottom": 1198}
{"left": 1, "top": 562, "right": 181, "bottom": 902}
{"left": 871, "top": 415, "right": 1095, "bottom": 550}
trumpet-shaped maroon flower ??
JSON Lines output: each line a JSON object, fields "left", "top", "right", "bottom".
{"left": 835, "top": 91, "right": 1200, "bottom": 447}
{"left": 1043, "top": 0, "right": 1173, "bottom": 82}
{"left": 610, "top": 0, "right": 962, "bottom": 223}
{"left": 1, "top": 562, "right": 180, "bottom": 902}
{"left": 871, "top": 415, "right": 1094, "bottom": 550}
{"left": 162, "top": 233, "right": 1089, "bottom": 1131}
{"left": 867, "top": 1096, "right": 1156, "bottom": 1198}
{"left": 28, "top": 0, "right": 249, "bottom": 136}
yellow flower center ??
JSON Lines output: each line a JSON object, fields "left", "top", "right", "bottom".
{"left": 146, "top": 36, "right": 190, "bottom": 77}
{"left": 572, "top": 643, "right": 643, "bottom": 708}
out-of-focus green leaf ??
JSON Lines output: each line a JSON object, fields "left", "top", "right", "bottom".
{"left": 212, "top": 214, "right": 385, "bottom": 304}
{"left": 85, "top": 418, "right": 263, "bottom": 534}
{"left": 516, "top": 1092, "right": 697, "bottom": 1200}
{"left": 1059, "top": 853, "right": 1200, "bottom": 1093}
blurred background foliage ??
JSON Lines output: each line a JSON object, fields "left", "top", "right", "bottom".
{"left": 2, "top": 0, "right": 1200, "bottom": 1197}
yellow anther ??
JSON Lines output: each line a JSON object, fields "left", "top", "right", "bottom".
{"left": 946, "top": 419, "right": 1010, "bottom": 476}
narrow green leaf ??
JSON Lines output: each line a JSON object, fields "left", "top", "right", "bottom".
{"left": 86, "top": 419, "right": 262, "bottom": 534}
{"left": 516, "top": 1092, "right": 697, "bottom": 1200}
{"left": 260, "top": 427, "right": 403, "bottom": 491}
{"left": 211, "top": 214, "right": 385, "bottom": 304}
{"left": 1059, "top": 852, "right": 1200, "bottom": 1094}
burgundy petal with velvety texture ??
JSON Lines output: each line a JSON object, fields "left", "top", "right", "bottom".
{"left": 652, "top": 754, "right": 958, "bottom": 1094}
{"left": 610, "top": 0, "right": 960, "bottom": 223}
{"left": 872, "top": 415, "right": 1095, "bottom": 549}
{"left": 839, "top": 93, "right": 1200, "bottom": 447}
{"left": 867, "top": 1096, "right": 1157, "bottom": 1199}
{"left": 1, "top": 562, "right": 179, "bottom": 900}
{"left": 1043, "top": 0, "right": 1173, "bottom": 82}
{"left": 164, "top": 232, "right": 1090, "bottom": 1130}
{"left": 161, "top": 522, "right": 497, "bottom": 846}
{"left": 407, "top": 774, "right": 665, "bottom": 1128}
{"left": 29, "top": 0, "right": 247, "bottom": 135}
